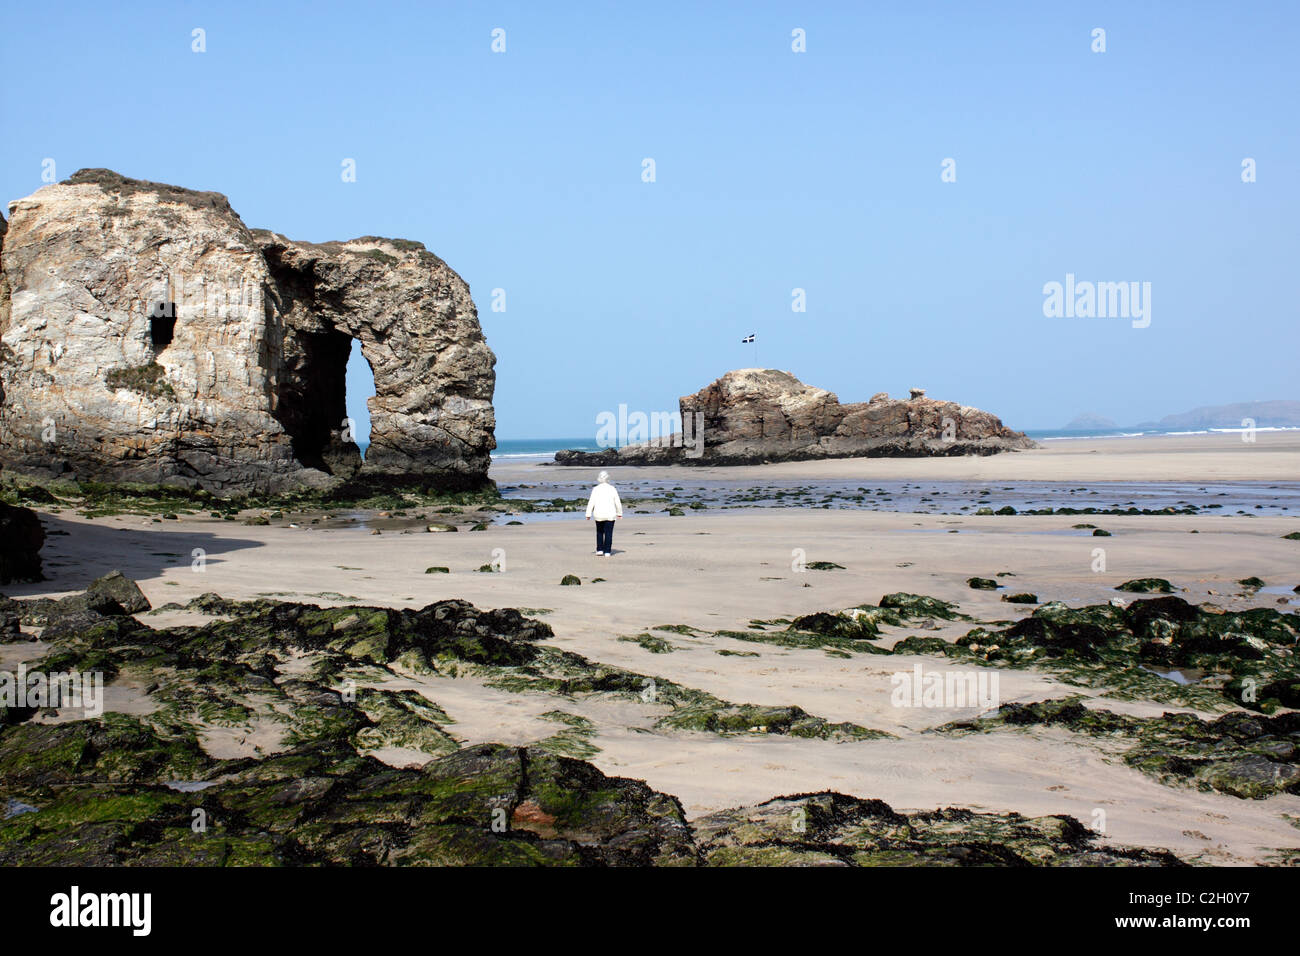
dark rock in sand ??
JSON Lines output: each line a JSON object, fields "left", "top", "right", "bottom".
{"left": 1116, "top": 578, "right": 1175, "bottom": 593}
{"left": 84, "top": 570, "right": 151, "bottom": 614}
{"left": 0, "top": 501, "right": 44, "bottom": 584}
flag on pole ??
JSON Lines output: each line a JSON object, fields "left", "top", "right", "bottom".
{"left": 741, "top": 334, "right": 755, "bottom": 343}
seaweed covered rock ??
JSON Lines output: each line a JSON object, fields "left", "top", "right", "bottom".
{"left": 0, "top": 586, "right": 559, "bottom": 761}
{"left": 974, "top": 598, "right": 1300, "bottom": 711}
{"left": 0, "top": 716, "right": 1183, "bottom": 866}
{"left": 996, "top": 603, "right": 1121, "bottom": 660}
{"left": 767, "top": 594, "right": 969, "bottom": 655}
{"left": 879, "top": 592, "right": 963, "bottom": 620}
{"left": 8, "top": 578, "right": 889, "bottom": 758}
{"left": 148, "top": 597, "right": 553, "bottom": 671}
{"left": 1117, "top": 578, "right": 1175, "bottom": 593}
{"left": 0, "top": 596, "right": 21, "bottom": 641}
{"left": 789, "top": 610, "right": 887, "bottom": 641}
{"left": 1001, "top": 593, "right": 1038, "bottom": 604}
{"left": 657, "top": 702, "right": 887, "bottom": 740}
{"left": 692, "top": 791, "right": 1182, "bottom": 866}
{"left": 33, "top": 570, "right": 152, "bottom": 626}
{"left": 0, "top": 713, "right": 213, "bottom": 791}
{"left": 0, "top": 727, "right": 696, "bottom": 866}
{"left": 955, "top": 699, "right": 1300, "bottom": 800}
{"left": 83, "top": 570, "right": 151, "bottom": 614}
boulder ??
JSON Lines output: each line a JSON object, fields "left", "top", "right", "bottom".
{"left": 85, "top": 570, "right": 151, "bottom": 614}
{"left": 0, "top": 501, "right": 44, "bottom": 584}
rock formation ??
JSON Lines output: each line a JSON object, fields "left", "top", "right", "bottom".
{"left": 0, "top": 170, "right": 495, "bottom": 492}
{"left": 555, "top": 368, "right": 1034, "bottom": 466}
{"left": 0, "top": 500, "right": 43, "bottom": 584}
{"left": 0, "top": 409, "right": 44, "bottom": 583}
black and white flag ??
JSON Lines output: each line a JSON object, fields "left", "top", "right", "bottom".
{"left": 741, "top": 334, "right": 755, "bottom": 343}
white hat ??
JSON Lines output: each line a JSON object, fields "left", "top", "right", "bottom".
{"left": 597, "top": 471, "right": 610, "bottom": 483}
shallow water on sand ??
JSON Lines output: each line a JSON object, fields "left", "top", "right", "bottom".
{"left": 496, "top": 478, "right": 1300, "bottom": 519}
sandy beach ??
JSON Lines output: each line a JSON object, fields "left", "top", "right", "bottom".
{"left": 6, "top": 431, "right": 1299, "bottom": 864}
{"left": 6, "top": 0, "right": 1300, "bottom": 909}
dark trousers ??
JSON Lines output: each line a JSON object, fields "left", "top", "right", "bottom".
{"left": 595, "top": 520, "right": 614, "bottom": 553}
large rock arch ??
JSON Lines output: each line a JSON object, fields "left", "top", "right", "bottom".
{"left": 256, "top": 231, "right": 494, "bottom": 484}
{"left": 0, "top": 170, "right": 495, "bottom": 492}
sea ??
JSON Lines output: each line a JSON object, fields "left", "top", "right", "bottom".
{"left": 350, "top": 429, "right": 1300, "bottom": 520}
{"left": 494, "top": 427, "right": 1300, "bottom": 461}
{"left": 482, "top": 429, "right": 1300, "bottom": 519}
{"left": 488, "top": 427, "right": 1300, "bottom": 462}
{"left": 351, "top": 427, "right": 1300, "bottom": 464}
{"left": 355, "top": 438, "right": 602, "bottom": 461}
{"left": 1025, "top": 426, "right": 1300, "bottom": 442}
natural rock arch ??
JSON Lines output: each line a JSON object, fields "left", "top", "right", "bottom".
{"left": 0, "top": 170, "right": 495, "bottom": 492}
{"left": 256, "top": 231, "right": 495, "bottom": 483}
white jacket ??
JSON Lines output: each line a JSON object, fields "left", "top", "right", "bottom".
{"left": 585, "top": 483, "right": 623, "bottom": 520}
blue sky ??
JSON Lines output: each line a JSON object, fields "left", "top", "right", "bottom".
{"left": 3, "top": 1, "right": 1296, "bottom": 440}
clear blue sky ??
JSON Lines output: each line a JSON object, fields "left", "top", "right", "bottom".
{"left": 3, "top": 1, "right": 1296, "bottom": 439}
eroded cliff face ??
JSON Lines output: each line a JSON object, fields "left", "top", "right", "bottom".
{"left": 556, "top": 369, "right": 1035, "bottom": 466}
{"left": 0, "top": 170, "right": 495, "bottom": 492}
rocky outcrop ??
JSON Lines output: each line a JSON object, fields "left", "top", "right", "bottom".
{"left": 0, "top": 170, "right": 494, "bottom": 493}
{"left": 0, "top": 579, "right": 1180, "bottom": 866}
{"left": 555, "top": 368, "right": 1034, "bottom": 466}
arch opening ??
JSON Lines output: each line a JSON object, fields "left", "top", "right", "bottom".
{"left": 275, "top": 328, "right": 361, "bottom": 475}
{"left": 345, "top": 338, "right": 376, "bottom": 459}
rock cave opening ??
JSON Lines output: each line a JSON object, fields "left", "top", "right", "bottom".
{"left": 275, "top": 328, "right": 363, "bottom": 476}
{"left": 149, "top": 302, "right": 175, "bottom": 350}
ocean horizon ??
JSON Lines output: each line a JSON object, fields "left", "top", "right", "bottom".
{"left": 352, "top": 427, "right": 1300, "bottom": 463}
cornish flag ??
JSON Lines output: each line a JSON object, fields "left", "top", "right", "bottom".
{"left": 741, "top": 334, "right": 755, "bottom": 343}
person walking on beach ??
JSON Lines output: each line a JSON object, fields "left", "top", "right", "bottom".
{"left": 585, "top": 471, "right": 623, "bottom": 556}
